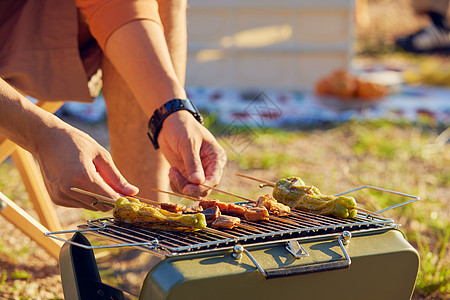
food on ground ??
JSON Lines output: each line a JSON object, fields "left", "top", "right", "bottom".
{"left": 256, "top": 194, "right": 291, "bottom": 216}
{"left": 403, "top": 59, "right": 450, "bottom": 87}
{"left": 211, "top": 215, "right": 241, "bottom": 229}
{"left": 315, "top": 69, "right": 387, "bottom": 101}
{"left": 112, "top": 197, "right": 207, "bottom": 231}
{"left": 244, "top": 207, "right": 269, "bottom": 222}
{"left": 273, "top": 177, "right": 357, "bottom": 219}
{"left": 355, "top": 79, "right": 388, "bottom": 100}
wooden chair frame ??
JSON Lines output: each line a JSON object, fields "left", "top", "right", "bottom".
{"left": 0, "top": 101, "right": 65, "bottom": 259}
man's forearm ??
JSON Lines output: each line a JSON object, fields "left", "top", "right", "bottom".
{"left": 0, "top": 78, "right": 59, "bottom": 154}
{"left": 103, "top": 19, "right": 187, "bottom": 117}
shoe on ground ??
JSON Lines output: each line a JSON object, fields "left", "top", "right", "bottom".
{"left": 395, "top": 24, "right": 450, "bottom": 54}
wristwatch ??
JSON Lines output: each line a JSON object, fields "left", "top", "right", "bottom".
{"left": 147, "top": 98, "right": 204, "bottom": 149}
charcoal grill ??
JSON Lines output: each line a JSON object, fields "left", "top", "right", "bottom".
{"left": 47, "top": 186, "right": 420, "bottom": 300}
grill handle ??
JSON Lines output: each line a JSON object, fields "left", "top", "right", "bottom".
{"left": 44, "top": 227, "right": 158, "bottom": 250}
{"left": 333, "top": 185, "right": 420, "bottom": 214}
{"left": 235, "top": 231, "right": 352, "bottom": 279}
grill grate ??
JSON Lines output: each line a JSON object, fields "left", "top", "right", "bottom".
{"left": 79, "top": 205, "right": 396, "bottom": 256}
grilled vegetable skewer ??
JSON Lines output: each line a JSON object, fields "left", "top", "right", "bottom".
{"left": 71, "top": 188, "right": 207, "bottom": 231}
{"left": 236, "top": 174, "right": 379, "bottom": 218}
{"left": 234, "top": 175, "right": 357, "bottom": 219}
{"left": 273, "top": 177, "right": 357, "bottom": 219}
{"left": 110, "top": 197, "right": 207, "bottom": 231}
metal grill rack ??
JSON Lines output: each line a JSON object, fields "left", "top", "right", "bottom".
{"left": 47, "top": 207, "right": 397, "bottom": 257}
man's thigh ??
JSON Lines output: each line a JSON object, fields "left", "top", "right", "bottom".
{"left": 101, "top": 57, "right": 170, "bottom": 201}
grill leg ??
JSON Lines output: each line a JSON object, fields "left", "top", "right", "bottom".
{"left": 59, "top": 232, "right": 126, "bottom": 300}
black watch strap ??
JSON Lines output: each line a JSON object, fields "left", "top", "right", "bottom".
{"left": 147, "top": 98, "right": 204, "bottom": 149}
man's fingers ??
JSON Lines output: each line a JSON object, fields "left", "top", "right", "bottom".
{"left": 168, "top": 167, "right": 205, "bottom": 197}
{"left": 93, "top": 153, "right": 139, "bottom": 196}
{"left": 62, "top": 161, "right": 130, "bottom": 212}
{"left": 199, "top": 143, "right": 227, "bottom": 188}
{"left": 180, "top": 143, "right": 205, "bottom": 185}
{"left": 168, "top": 167, "right": 188, "bottom": 194}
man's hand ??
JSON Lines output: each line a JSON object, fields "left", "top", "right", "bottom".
{"left": 33, "top": 123, "right": 139, "bottom": 211}
{"left": 158, "top": 110, "right": 227, "bottom": 197}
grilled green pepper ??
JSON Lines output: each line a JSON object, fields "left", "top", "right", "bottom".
{"left": 272, "top": 177, "right": 357, "bottom": 219}
{"left": 96, "top": 197, "right": 207, "bottom": 231}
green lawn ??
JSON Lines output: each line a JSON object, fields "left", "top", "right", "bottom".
{"left": 212, "top": 120, "right": 449, "bottom": 299}
{"left": 0, "top": 120, "right": 448, "bottom": 299}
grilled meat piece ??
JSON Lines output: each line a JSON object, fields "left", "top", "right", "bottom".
{"left": 199, "top": 199, "right": 219, "bottom": 209}
{"left": 256, "top": 194, "right": 291, "bottom": 217}
{"left": 182, "top": 206, "right": 204, "bottom": 214}
{"left": 113, "top": 197, "right": 207, "bottom": 231}
{"left": 211, "top": 215, "right": 241, "bottom": 229}
{"left": 201, "top": 206, "right": 221, "bottom": 224}
{"left": 215, "top": 201, "right": 229, "bottom": 212}
{"left": 244, "top": 206, "right": 269, "bottom": 222}
{"left": 199, "top": 199, "right": 246, "bottom": 216}
{"left": 226, "top": 203, "right": 246, "bottom": 216}
{"left": 160, "top": 202, "right": 185, "bottom": 214}
{"left": 273, "top": 177, "right": 357, "bottom": 219}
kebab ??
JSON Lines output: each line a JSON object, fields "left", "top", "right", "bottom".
{"left": 236, "top": 174, "right": 360, "bottom": 219}
{"left": 150, "top": 188, "right": 262, "bottom": 231}
{"left": 133, "top": 195, "right": 206, "bottom": 215}
{"left": 199, "top": 198, "right": 271, "bottom": 222}
{"left": 153, "top": 188, "right": 271, "bottom": 223}
{"left": 71, "top": 188, "right": 206, "bottom": 231}
{"left": 198, "top": 185, "right": 301, "bottom": 226}
{"left": 273, "top": 177, "right": 357, "bottom": 219}
{"left": 198, "top": 185, "right": 319, "bottom": 225}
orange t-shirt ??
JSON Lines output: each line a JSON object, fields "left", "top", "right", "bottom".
{"left": 0, "top": 0, "right": 161, "bottom": 102}
{"left": 75, "top": 0, "right": 162, "bottom": 50}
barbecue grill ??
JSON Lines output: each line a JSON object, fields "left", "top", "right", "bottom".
{"left": 47, "top": 187, "right": 420, "bottom": 300}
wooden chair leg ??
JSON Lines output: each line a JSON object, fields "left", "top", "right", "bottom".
{"left": 0, "top": 100, "right": 65, "bottom": 258}
{"left": 11, "top": 147, "right": 62, "bottom": 231}
{"left": 0, "top": 192, "right": 63, "bottom": 259}
{"left": 0, "top": 136, "right": 17, "bottom": 164}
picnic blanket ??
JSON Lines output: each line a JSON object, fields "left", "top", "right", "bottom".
{"left": 60, "top": 85, "right": 450, "bottom": 127}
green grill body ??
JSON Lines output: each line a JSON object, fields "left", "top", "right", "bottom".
{"left": 59, "top": 228, "right": 418, "bottom": 300}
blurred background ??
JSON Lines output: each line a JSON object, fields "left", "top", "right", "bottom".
{"left": 0, "top": 0, "right": 449, "bottom": 299}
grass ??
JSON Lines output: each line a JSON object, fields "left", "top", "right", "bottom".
{"left": 414, "top": 227, "right": 450, "bottom": 297}
{"left": 0, "top": 118, "right": 448, "bottom": 298}
{"left": 213, "top": 119, "right": 449, "bottom": 299}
